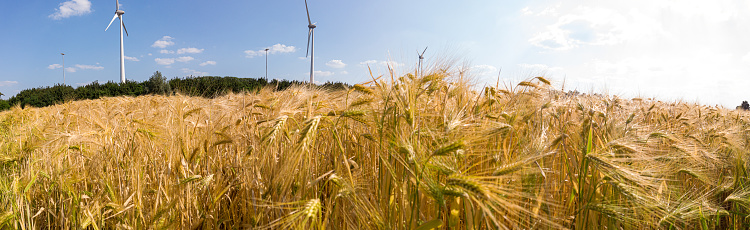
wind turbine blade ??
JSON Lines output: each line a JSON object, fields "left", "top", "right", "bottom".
{"left": 304, "top": 0, "right": 312, "bottom": 25}
{"left": 306, "top": 28, "right": 312, "bottom": 57}
{"left": 105, "top": 14, "right": 118, "bottom": 31}
{"left": 421, "top": 47, "right": 428, "bottom": 56}
{"left": 116, "top": 0, "right": 119, "bottom": 10}
{"left": 121, "top": 16, "right": 129, "bottom": 36}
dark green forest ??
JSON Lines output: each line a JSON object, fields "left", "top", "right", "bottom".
{"left": 0, "top": 71, "right": 348, "bottom": 111}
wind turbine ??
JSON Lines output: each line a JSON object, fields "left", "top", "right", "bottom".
{"left": 265, "top": 48, "right": 270, "bottom": 80}
{"left": 61, "top": 53, "right": 65, "bottom": 85}
{"left": 305, "top": 0, "right": 316, "bottom": 84}
{"left": 417, "top": 47, "right": 427, "bottom": 77}
{"left": 105, "top": 0, "right": 129, "bottom": 83}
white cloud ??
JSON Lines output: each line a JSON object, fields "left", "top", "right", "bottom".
{"left": 49, "top": 0, "right": 92, "bottom": 20}
{"left": 159, "top": 50, "right": 174, "bottom": 54}
{"left": 177, "top": 47, "right": 204, "bottom": 54}
{"left": 382, "top": 60, "right": 404, "bottom": 68}
{"left": 245, "top": 50, "right": 261, "bottom": 58}
{"left": 74, "top": 64, "right": 103, "bottom": 70}
{"left": 154, "top": 57, "right": 191, "bottom": 65}
{"left": 125, "top": 56, "right": 139, "bottom": 61}
{"left": 245, "top": 43, "right": 296, "bottom": 58}
{"left": 339, "top": 71, "right": 349, "bottom": 75}
{"left": 65, "top": 67, "right": 77, "bottom": 73}
{"left": 523, "top": 0, "right": 750, "bottom": 106}
{"left": 472, "top": 64, "right": 499, "bottom": 76}
{"left": 152, "top": 36, "right": 175, "bottom": 48}
{"left": 326, "top": 60, "right": 346, "bottom": 68}
{"left": 0, "top": 81, "right": 19, "bottom": 87}
{"left": 155, "top": 58, "right": 175, "bottom": 65}
{"left": 182, "top": 68, "right": 208, "bottom": 76}
{"left": 269, "top": 44, "right": 296, "bottom": 54}
{"left": 742, "top": 52, "right": 750, "bottom": 64}
{"left": 523, "top": 3, "right": 562, "bottom": 17}
{"left": 359, "top": 60, "right": 403, "bottom": 68}
{"left": 48, "top": 64, "right": 63, "bottom": 69}
{"left": 200, "top": 61, "right": 217, "bottom": 66}
{"left": 176, "top": 56, "right": 194, "bottom": 63}
{"left": 310, "top": 70, "right": 334, "bottom": 77}
{"left": 528, "top": 5, "right": 663, "bottom": 50}
{"left": 521, "top": 7, "right": 533, "bottom": 15}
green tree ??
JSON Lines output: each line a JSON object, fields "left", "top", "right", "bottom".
{"left": 147, "top": 71, "right": 172, "bottom": 95}
{"left": 0, "top": 100, "right": 8, "bottom": 111}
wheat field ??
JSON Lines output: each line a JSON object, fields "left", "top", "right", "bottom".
{"left": 2, "top": 66, "right": 750, "bottom": 229}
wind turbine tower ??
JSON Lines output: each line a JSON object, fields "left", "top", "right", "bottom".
{"left": 105, "top": 0, "right": 129, "bottom": 83}
{"left": 305, "top": 0, "right": 316, "bottom": 84}
{"left": 61, "top": 53, "right": 65, "bottom": 85}
{"left": 265, "top": 48, "right": 270, "bottom": 80}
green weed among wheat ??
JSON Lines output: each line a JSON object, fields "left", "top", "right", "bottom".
{"left": 2, "top": 63, "right": 750, "bottom": 229}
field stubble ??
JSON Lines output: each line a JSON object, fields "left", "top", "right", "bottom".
{"left": 2, "top": 65, "right": 750, "bottom": 229}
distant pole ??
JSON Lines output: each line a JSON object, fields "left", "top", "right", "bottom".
{"left": 265, "top": 48, "right": 270, "bottom": 80}
{"left": 61, "top": 53, "right": 65, "bottom": 85}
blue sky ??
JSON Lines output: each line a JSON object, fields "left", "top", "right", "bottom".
{"left": 1, "top": 0, "right": 749, "bottom": 107}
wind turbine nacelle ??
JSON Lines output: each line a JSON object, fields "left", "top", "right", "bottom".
{"left": 116, "top": 10, "right": 125, "bottom": 15}
{"left": 308, "top": 24, "right": 317, "bottom": 29}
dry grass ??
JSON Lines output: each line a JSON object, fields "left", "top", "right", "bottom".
{"left": 2, "top": 64, "right": 750, "bottom": 229}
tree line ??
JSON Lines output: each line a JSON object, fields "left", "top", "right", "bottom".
{"left": 738, "top": 101, "right": 750, "bottom": 110}
{"left": 0, "top": 71, "right": 348, "bottom": 111}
